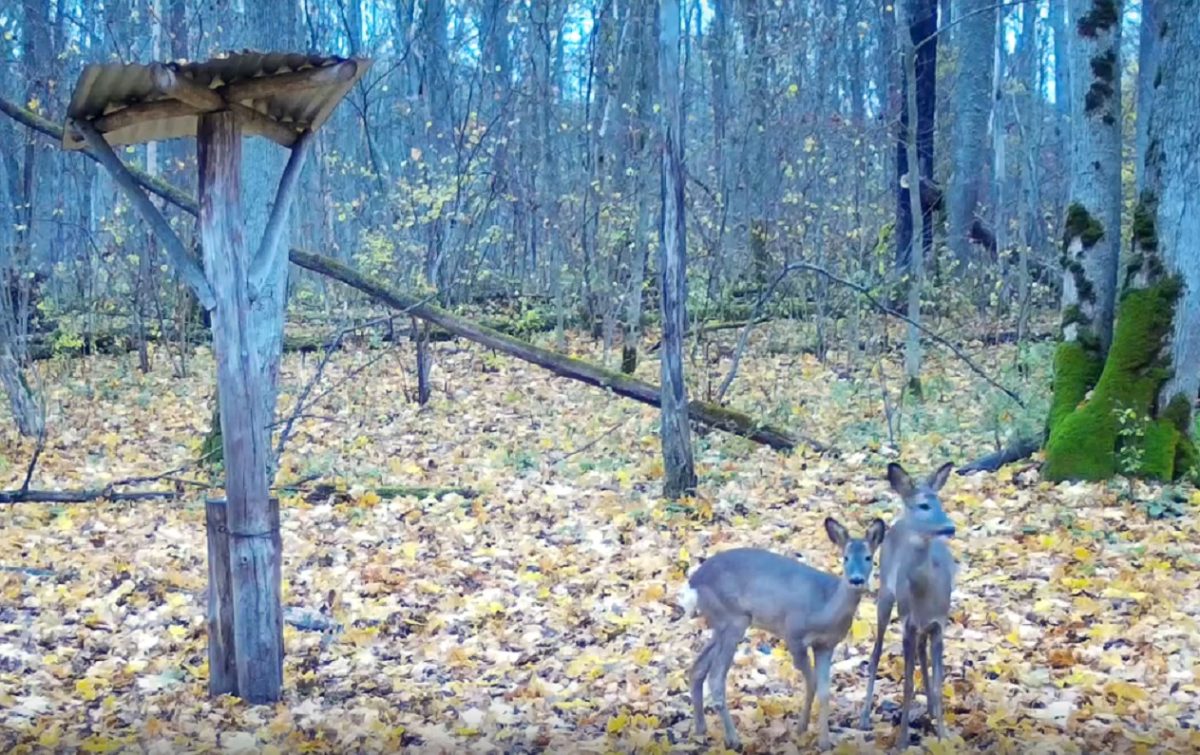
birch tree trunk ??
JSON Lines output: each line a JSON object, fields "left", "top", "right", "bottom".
{"left": 657, "top": 0, "right": 697, "bottom": 499}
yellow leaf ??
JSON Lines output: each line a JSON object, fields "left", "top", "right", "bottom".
{"left": 1105, "top": 680, "right": 1148, "bottom": 702}
{"left": 606, "top": 711, "right": 630, "bottom": 734}
{"left": 80, "top": 735, "right": 120, "bottom": 754}
{"left": 38, "top": 729, "right": 61, "bottom": 747}
{"left": 786, "top": 83, "right": 799, "bottom": 97}
{"left": 851, "top": 616, "right": 871, "bottom": 642}
{"left": 76, "top": 677, "right": 101, "bottom": 701}
{"left": 678, "top": 545, "right": 690, "bottom": 565}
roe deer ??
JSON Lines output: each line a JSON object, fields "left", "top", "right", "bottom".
{"left": 680, "top": 517, "right": 886, "bottom": 749}
{"left": 859, "top": 462, "right": 957, "bottom": 746}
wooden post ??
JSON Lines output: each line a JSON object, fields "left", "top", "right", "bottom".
{"left": 198, "top": 111, "right": 283, "bottom": 703}
{"left": 205, "top": 498, "right": 236, "bottom": 695}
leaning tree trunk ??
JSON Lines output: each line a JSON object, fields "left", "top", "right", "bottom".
{"left": 1044, "top": 0, "right": 1199, "bottom": 482}
{"left": 1044, "top": 0, "right": 1121, "bottom": 440}
{"left": 657, "top": 0, "right": 697, "bottom": 499}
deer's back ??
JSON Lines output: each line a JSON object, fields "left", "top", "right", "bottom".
{"left": 689, "top": 548, "right": 837, "bottom": 637}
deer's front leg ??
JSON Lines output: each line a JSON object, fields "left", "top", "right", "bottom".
{"left": 789, "top": 640, "right": 814, "bottom": 734}
{"left": 813, "top": 645, "right": 834, "bottom": 750}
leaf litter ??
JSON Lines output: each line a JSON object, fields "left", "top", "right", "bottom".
{"left": 0, "top": 322, "right": 1198, "bottom": 753}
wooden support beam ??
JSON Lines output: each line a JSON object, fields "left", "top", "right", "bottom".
{"left": 150, "top": 63, "right": 224, "bottom": 110}
{"left": 199, "top": 111, "right": 283, "bottom": 703}
{"left": 92, "top": 99, "right": 194, "bottom": 135}
{"left": 72, "top": 119, "right": 215, "bottom": 309}
{"left": 249, "top": 129, "right": 314, "bottom": 297}
{"left": 205, "top": 498, "right": 237, "bottom": 696}
{"left": 221, "top": 61, "right": 358, "bottom": 102}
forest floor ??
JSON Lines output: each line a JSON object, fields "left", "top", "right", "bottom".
{"left": 1, "top": 317, "right": 1198, "bottom": 753}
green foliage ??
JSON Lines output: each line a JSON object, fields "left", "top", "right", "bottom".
{"left": 1044, "top": 279, "right": 1185, "bottom": 481}
{"left": 1138, "top": 486, "right": 1190, "bottom": 520}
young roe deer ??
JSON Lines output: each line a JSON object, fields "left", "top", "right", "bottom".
{"left": 859, "top": 462, "right": 957, "bottom": 746}
{"left": 679, "top": 517, "right": 887, "bottom": 750}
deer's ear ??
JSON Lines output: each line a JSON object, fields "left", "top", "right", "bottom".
{"left": 928, "top": 462, "right": 954, "bottom": 491}
{"left": 866, "top": 518, "right": 887, "bottom": 551}
{"left": 824, "top": 517, "right": 849, "bottom": 548}
{"left": 887, "top": 463, "right": 915, "bottom": 497}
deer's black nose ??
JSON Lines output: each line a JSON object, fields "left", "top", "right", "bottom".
{"left": 848, "top": 576, "right": 866, "bottom": 586}
{"left": 935, "top": 525, "right": 956, "bottom": 538}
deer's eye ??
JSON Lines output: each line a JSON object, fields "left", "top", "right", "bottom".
{"left": 918, "top": 503, "right": 931, "bottom": 512}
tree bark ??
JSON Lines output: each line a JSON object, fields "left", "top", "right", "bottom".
{"left": 894, "top": 0, "right": 937, "bottom": 270}
{"left": 656, "top": 0, "right": 697, "bottom": 498}
{"left": 1150, "top": 2, "right": 1200, "bottom": 472}
{"left": 898, "top": 0, "right": 927, "bottom": 395}
{"left": 947, "top": 0, "right": 995, "bottom": 268}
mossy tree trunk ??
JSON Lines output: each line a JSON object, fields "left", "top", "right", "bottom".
{"left": 1044, "top": 1, "right": 1198, "bottom": 482}
{"left": 1044, "top": 0, "right": 1121, "bottom": 442}
{"left": 1148, "top": 5, "right": 1200, "bottom": 479}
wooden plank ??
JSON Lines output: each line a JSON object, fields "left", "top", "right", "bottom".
{"left": 198, "top": 111, "right": 283, "bottom": 703}
{"left": 249, "top": 129, "right": 314, "bottom": 296}
{"left": 205, "top": 498, "right": 237, "bottom": 696}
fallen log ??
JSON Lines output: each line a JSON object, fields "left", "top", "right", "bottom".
{"left": 1, "top": 95, "right": 825, "bottom": 454}
{"left": 957, "top": 436, "right": 1041, "bottom": 475}
{"left": 289, "top": 250, "right": 826, "bottom": 453}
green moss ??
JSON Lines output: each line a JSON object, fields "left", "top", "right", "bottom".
{"left": 1085, "top": 81, "right": 1115, "bottom": 114}
{"left": 1090, "top": 51, "right": 1117, "bottom": 83}
{"left": 1077, "top": 0, "right": 1120, "bottom": 37}
{"left": 1138, "top": 420, "right": 1179, "bottom": 481}
{"left": 1061, "top": 304, "right": 1088, "bottom": 331}
{"left": 1132, "top": 192, "right": 1159, "bottom": 252}
{"left": 1162, "top": 392, "right": 1194, "bottom": 433}
{"left": 1046, "top": 341, "right": 1103, "bottom": 435}
{"left": 1044, "top": 278, "right": 1183, "bottom": 481}
{"left": 1064, "top": 203, "right": 1105, "bottom": 249}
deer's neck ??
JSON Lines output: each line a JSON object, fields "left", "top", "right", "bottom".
{"left": 813, "top": 579, "right": 862, "bottom": 630}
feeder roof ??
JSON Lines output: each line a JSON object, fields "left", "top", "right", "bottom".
{"left": 63, "top": 51, "right": 370, "bottom": 150}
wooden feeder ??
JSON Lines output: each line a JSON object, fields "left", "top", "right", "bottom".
{"left": 63, "top": 51, "right": 369, "bottom": 703}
